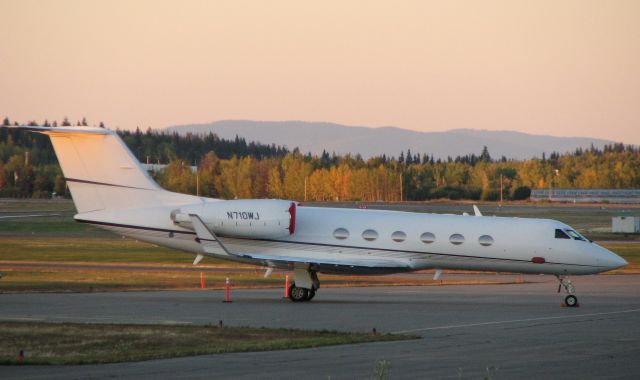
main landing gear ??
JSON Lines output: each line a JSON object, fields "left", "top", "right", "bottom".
{"left": 288, "top": 268, "right": 319, "bottom": 302}
{"left": 556, "top": 275, "right": 579, "bottom": 307}
{"left": 289, "top": 283, "right": 316, "bottom": 302}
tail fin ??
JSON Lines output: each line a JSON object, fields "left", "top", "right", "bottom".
{"left": 13, "top": 126, "right": 195, "bottom": 213}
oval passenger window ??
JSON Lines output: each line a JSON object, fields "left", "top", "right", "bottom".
{"left": 420, "top": 232, "right": 436, "bottom": 243}
{"left": 391, "top": 231, "right": 407, "bottom": 242}
{"left": 449, "top": 233, "right": 465, "bottom": 245}
{"left": 478, "top": 235, "right": 494, "bottom": 246}
{"left": 362, "top": 229, "right": 378, "bottom": 241}
{"left": 333, "top": 228, "right": 349, "bottom": 240}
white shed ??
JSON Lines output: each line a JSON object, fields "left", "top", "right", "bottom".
{"left": 612, "top": 216, "right": 640, "bottom": 233}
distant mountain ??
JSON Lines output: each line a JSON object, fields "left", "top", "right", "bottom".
{"left": 165, "top": 120, "right": 616, "bottom": 160}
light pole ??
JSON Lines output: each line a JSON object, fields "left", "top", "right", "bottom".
{"left": 549, "top": 169, "right": 559, "bottom": 201}
{"left": 500, "top": 173, "right": 503, "bottom": 203}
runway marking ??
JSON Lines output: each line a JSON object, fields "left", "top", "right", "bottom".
{"left": 393, "top": 308, "right": 640, "bottom": 334}
{"left": 0, "top": 213, "right": 60, "bottom": 219}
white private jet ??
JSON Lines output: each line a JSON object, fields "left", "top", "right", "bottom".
{"left": 6, "top": 125, "right": 627, "bottom": 305}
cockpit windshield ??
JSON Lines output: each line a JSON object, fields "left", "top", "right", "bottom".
{"left": 555, "top": 228, "right": 588, "bottom": 241}
{"left": 565, "top": 229, "right": 586, "bottom": 241}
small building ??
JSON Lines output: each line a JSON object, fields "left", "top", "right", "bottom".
{"left": 612, "top": 216, "right": 640, "bottom": 233}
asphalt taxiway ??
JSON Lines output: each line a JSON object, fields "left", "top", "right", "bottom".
{"left": 1, "top": 274, "right": 639, "bottom": 379}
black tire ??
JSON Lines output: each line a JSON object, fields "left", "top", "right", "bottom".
{"left": 306, "top": 289, "right": 316, "bottom": 301}
{"left": 565, "top": 295, "right": 578, "bottom": 307}
{"left": 289, "top": 284, "right": 309, "bottom": 302}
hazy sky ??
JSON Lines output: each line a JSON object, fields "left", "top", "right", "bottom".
{"left": 1, "top": 0, "right": 639, "bottom": 143}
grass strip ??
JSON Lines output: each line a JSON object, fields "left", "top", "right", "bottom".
{"left": 0, "top": 266, "right": 517, "bottom": 293}
{"left": 0, "top": 321, "right": 416, "bottom": 365}
{"left": 0, "top": 236, "right": 220, "bottom": 264}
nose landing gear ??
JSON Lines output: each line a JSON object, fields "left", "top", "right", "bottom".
{"left": 556, "top": 275, "right": 579, "bottom": 307}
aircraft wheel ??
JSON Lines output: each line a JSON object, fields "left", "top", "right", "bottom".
{"left": 289, "top": 284, "right": 309, "bottom": 302}
{"left": 306, "top": 289, "right": 316, "bottom": 301}
{"left": 564, "top": 295, "right": 578, "bottom": 307}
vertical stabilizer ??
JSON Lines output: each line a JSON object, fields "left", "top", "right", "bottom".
{"left": 14, "top": 126, "right": 194, "bottom": 213}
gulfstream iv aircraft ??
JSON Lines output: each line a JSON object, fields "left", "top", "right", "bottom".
{"left": 8, "top": 125, "right": 627, "bottom": 305}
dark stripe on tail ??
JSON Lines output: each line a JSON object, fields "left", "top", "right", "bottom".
{"left": 65, "top": 177, "right": 154, "bottom": 190}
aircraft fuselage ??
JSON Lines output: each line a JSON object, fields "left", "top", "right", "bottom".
{"left": 75, "top": 202, "right": 626, "bottom": 276}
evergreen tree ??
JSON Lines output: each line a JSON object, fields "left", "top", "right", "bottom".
{"left": 479, "top": 146, "right": 491, "bottom": 162}
{"left": 406, "top": 149, "right": 413, "bottom": 164}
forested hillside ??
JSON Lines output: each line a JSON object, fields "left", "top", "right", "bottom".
{"left": 1, "top": 118, "right": 639, "bottom": 201}
{"left": 168, "top": 120, "right": 616, "bottom": 160}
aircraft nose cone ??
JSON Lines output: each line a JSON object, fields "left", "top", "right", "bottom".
{"left": 612, "top": 254, "right": 628, "bottom": 269}
{"left": 599, "top": 247, "right": 628, "bottom": 270}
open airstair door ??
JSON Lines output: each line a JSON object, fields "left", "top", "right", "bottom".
{"left": 188, "top": 214, "right": 411, "bottom": 275}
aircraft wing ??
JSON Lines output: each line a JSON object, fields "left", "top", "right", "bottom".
{"left": 234, "top": 252, "right": 411, "bottom": 273}
{"left": 189, "top": 214, "right": 410, "bottom": 274}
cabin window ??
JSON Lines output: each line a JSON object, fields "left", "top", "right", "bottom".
{"left": 420, "top": 232, "right": 436, "bottom": 244}
{"left": 362, "top": 229, "right": 378, "bottom": 241}
{"left": 555, "top": 229, "right": 570, "bottom": 239}
{"left": 449, "top": 233, "right": 465, "bottom": 245}
{"left": 478, "top": 235, "right": 494, "bottom": 246}
{"left": 391, "top": 231, "right": 407, "bottom": 242}
{"left": 565, "top": 229, "right": 586, "bottom": 241}
{"left": 333, "top": 228, "right": 349, "bottom": 240}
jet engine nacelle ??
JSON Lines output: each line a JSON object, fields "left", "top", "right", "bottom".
{"left": 171, "top": 199, "right": 296, "bottom": 239}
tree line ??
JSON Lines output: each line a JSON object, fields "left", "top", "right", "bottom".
{"left": 1, "top": 117, "right": 639, "bottom": 201}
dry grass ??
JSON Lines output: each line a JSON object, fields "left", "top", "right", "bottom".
{"left": 0, "top": 236, "right": 236, "bottom": 265}
{"left": 0, "top": 198, "right": 75, "bottom": 213}
{"left": 0, "top": 321, "right": 415, "bottom": 365}
{"left": 0, "top": 265, "right": 517, "bottom": 293}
